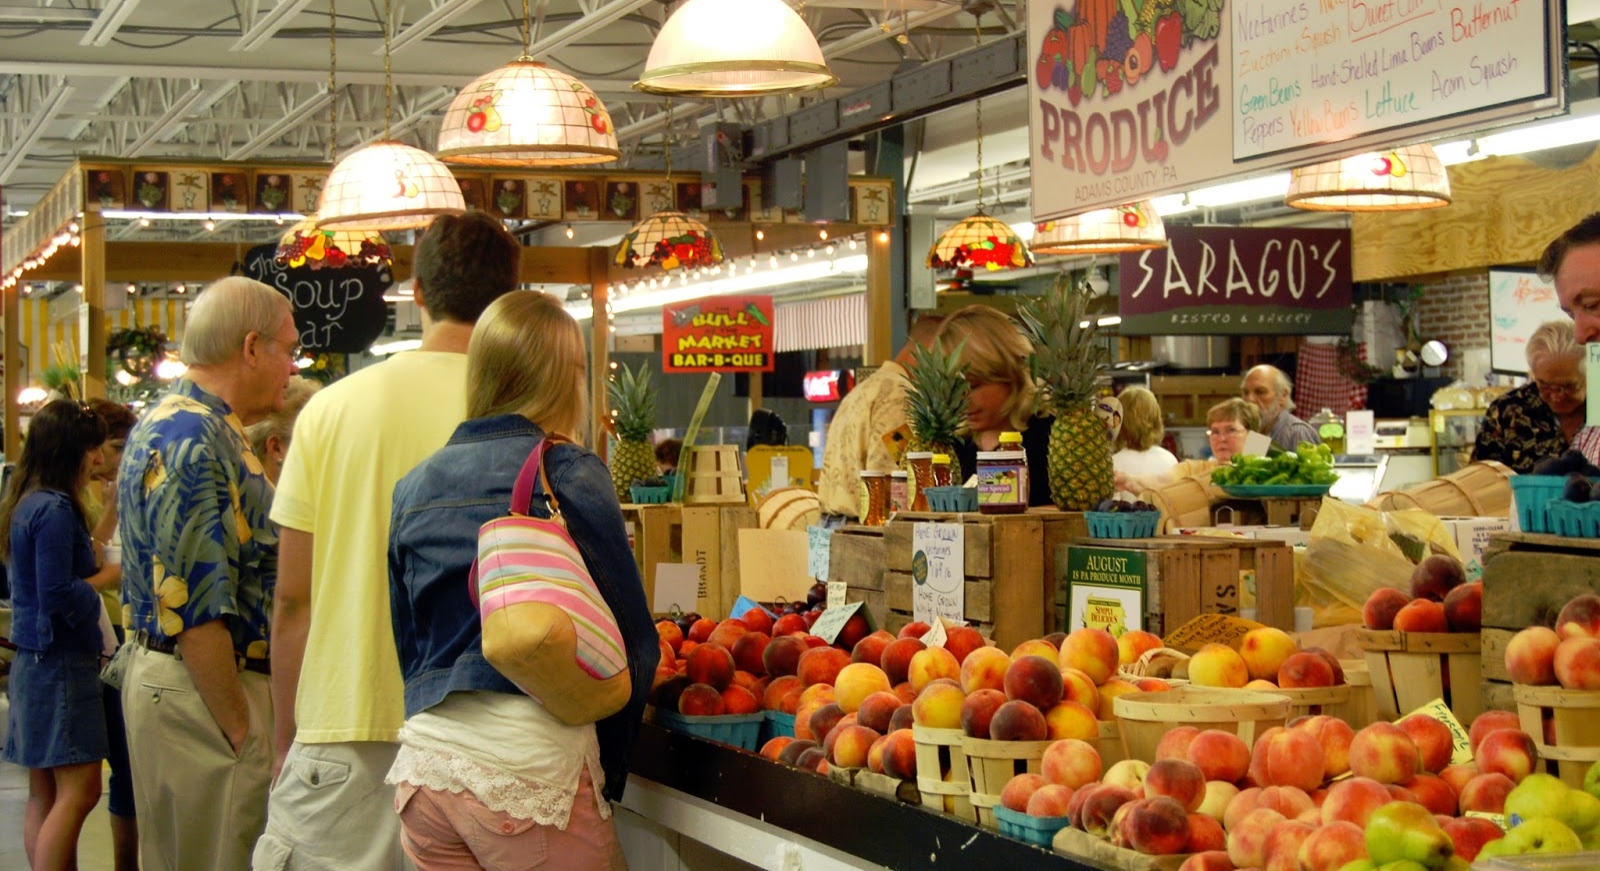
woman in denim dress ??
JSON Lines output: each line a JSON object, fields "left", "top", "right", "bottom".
{"left": 1, "top": 399, "right": 121, "bottom": 871}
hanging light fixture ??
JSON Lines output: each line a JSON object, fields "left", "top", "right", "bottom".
{"left": 1030, "top": 201, "right": 1167, "bottom": 255}
{"left": 615, "top": 104, "right": 723, "bottom": 271}
{"left": 317, "top": 0, "right": 464, "bottom": 232}
{"left": 1285, "top": 143, "right": 1452, "bottom": 211}
{"left": 635, "top": 0, "right": 836, "bottom": 97}
{"left": 435, "top": 0, "right": 620, "bottom": 165}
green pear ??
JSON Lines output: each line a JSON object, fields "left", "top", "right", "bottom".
{"left": 1497, "top": 817, "right": 1584, "bottom": 854}
{"left": 1439, "top": 858, "right": 1470, "bottom": 871}
{"left": 1366, "top": 802, "right": 1454, "bottom": 868}
{"left": 1585, "top": 758, "right": 1600, "bottom": 799}
{"left": 1377, "top": 862, "right": 1429, "bottom": 871}
{"left": 1567, "top": 788, "right": 1600, "bottom": 833}
{"left": 1504, "top": 773, "right": 1570, "bottom": 823}
{"left": 1476, "top": 838, "right": 1510, "bottom": 861}
{"left": 1336, "top": 862, "right": 1378, "bottom": 871}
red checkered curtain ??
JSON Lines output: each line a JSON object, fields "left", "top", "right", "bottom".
{"left": 1295, "top": 340, "right": 1367, "bottom": 415}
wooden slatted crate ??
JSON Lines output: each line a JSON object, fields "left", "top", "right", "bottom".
{"left": 827, "top": 525, "right": 887, "bottom": 629}
{"left": 1480, "top": 532, "right": 1600, "bottom": 712}
{"left": 622, "top": 503, "right": 682, "bottom": 615}
{"left": 1355, "top": 629, "right": 1482, "bottom": 724}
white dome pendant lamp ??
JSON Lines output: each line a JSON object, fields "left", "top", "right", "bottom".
{"left": 635, "top": 0, "right": 837, "bottom": 98}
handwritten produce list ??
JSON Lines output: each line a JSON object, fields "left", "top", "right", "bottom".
{"left": 1232, "top": 0, "right": 1550, "bottom": 159}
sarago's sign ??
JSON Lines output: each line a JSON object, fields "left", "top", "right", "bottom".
{"left": 661, "top": 294, "right": 776, "bottom": 373}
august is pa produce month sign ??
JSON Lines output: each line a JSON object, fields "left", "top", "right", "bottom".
{"left": 661, "top": 295, "right": 776, "bottom": 373}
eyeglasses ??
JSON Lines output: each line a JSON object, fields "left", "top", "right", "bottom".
{"left": 262, "top": 335, "right": 303, "bottom": 360}
{"left": 1207, "top": 425, "right": 1246, "bottom": 438}
{"left": 1536, "top": 380, "right": 1584, "bottom": 398}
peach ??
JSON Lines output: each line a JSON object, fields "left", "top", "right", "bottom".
{"left": 1363, "top": 587, "right": 1412, "bottom": 630}
{"left": 892, "top": 681, "right": 917, "bottom": 705}
{"left": 797, "top": 683, "right": 835, "bottom": 709}
{"left": 1459, "top": 770, "right": 1515, "bottom": 814}
{"left": 1244, "top": 678, "right": 1278, "bottom": 691}
{"left": 877, "top": 637, "right": 925, "bottom": 686}
{"left": 731, "top": 632, "right": 770, "bottom": 676}
{"left": 866, "top": 734, "right": 888, "bottom": 773}
{"left": 1103, "top": 758, "right": 1152, "bottom": 794}
{"left": 656, "top": 619, "right": 684, "bottom": 653}
{"left": 1189, "top": 643, "right": 1250, "bottom": 688}
{"left": 1293, "top": 715, "right": 1354, "bottom": 780}
{"left": 1096, "top": 678, "right": 1141, "bottom": 720}
{"left": 1158, "top": 725, "right": 1201, "bottom": 761}
{"left": 796, "top": 645, "right": 851, "bottom": 688}
{"left": 685, "top": 643, "right": 736, "bottom": 691}
{"left": 762, "top": 634, "right": 808, "bottom": 677}
{"left": 959, "top": 689, "right": 1007, "bottom": 739}
{"left": 943, "top": 626, "right": 987, "bottom": 665}
{"left": 798, "top": 633, "right": 828, "bottom": 649}
{"left": 1239, "top": 627, "right": 1298, "bottom": 682}
{"left": 722, "top": 685, "right": 760, "bottom": 715}
{"left": 1439, "top": 761, "right": 1480, "bottom": 797}
{"left": 1505, "top": 626, "right": 1561, "bottom": 685}
{"left": 851, "top": 633, "right": 891, "bottom": 669}
{"left": 958, "top": 645, "right": 1011, "bottom": 694}
{"left": 1296, "top": 819, "right": 1367, "bottom": 871}
{"left": 829, "top": 724, "right": 880, "bottom": 769}
{"left": 1253, "top": 785, "right": 1314, "bottom": 820}
{"left": 907, "top": 646, "right": 961, "bottom": 692}
{"left": 855, "top": 691, "right": 903, "bottom": 733}
{"left": 1302, "top": 646, "right": 1346, "bottom": 684}
{"left": 1554, "top": 636, "right": 1600, "bottom": 689}
{"left": 1012, "top": 639, "right": 1058, "bottom": 661}
{"left": 1187, "top": 729, "right": 1252, "bottom": 784}
{"left": 910, "top": 681, "right": 965, "bottom": 730}
{"left": 687, "top": 617, "right": 717, "bottom": 644}
{"left": 1441, "top": 815, "right": 1504, "bottom": 862}
{"left": 898, "top": 621, "right": 931, "bottom": 639}
{"left": 1475, "top": 728, "right": 1537, "bottom": 782}
{"left": 1385, "top": 783, "right": 1418, "bottom": 803}
{"left": 771, "top": 613, "right": 807, "bottom": 636}
{"left": 1059, "top": 628, "right": 1120, "bottom": 685}
{"left": 1411, "top": 554, "right": 1466, "bottom": 602}
{"left": 1177, "top": 852, "right": 1234, "bottom": 871}
{"left": 1198, "top": 780, "right": 1239, "bottom": 822}
{"left": 760, "top": 736, "right": 794, "bottom": 761}
{"left": 881, "top": 728, "right": 918, "bottom": 780}
{"left": 1261, "top": 820, "right": 1316, "bottom": 871}
{"left": 1251, "top": 729, "right": 1324, "bottom": 792}
{"left": 1186, "top": 812, "right": 1226, "bottom": 853}
{"left": 1043, "top": 700, "right": 1099, "bottom": 742}
{"left": 1059, "top": 667, "right": 1101, "bottom": 713}
{"left": 1397, "top": 713, "right": 1456, "bottom": 774}
{"left": 1401, "top": 773, "right": 1457, "bottom": 816}
{"left": 777, "top": 738, "right": 818, "bottom": 767}
{"left": 678, "top": 682, "right": 726, "bottom": 716}
{"left": 1226, "top": 807, "right": 1287, "bottom": 869}
{"left": 1118, "top": 629, "right": 1165, "bottom": 667}
{"left": 834, "top": 662, "right": 892, "bottom": 713}
{"left": 1126, "top": 796, "right": 1192, "bottom": 855}
{"left": 1468, "top": 710, "right": 1521, "bottom": 754}
{"left": 808, "top": 703, "right": 846, "bottom": 745}
{"left": 1078, "top": 784, "right": 1137, "bottom": 837}
{"left": 1222, "top": 786, "right": 1262, "bottom": 832}
{"left": 1392, "top": 598, "right": 1448, "bottom": 633}
{"left": 834, "top": 613, "right": 871, "bottom": 653}
{"left": 731, "top": 670, "right": 762, "bottom": 693}
{"left": 1321, "top": 777, "right": 1392, "bottom": 827}
{"left": 707, "top": 618, "right": 749, "bottom": 651}
{"left": 1444, "top": 581, "right": 1483, "bottom": 632}
{"left": 1041, "top": 737, "right": 1103, "bottom": 789}
{"left": 998, "top": 771, "right": 1049, "bottom": 813}
{"left": 1348, "top": 722, "right": 1421, "bottom": 784}
{"left": 888, "top": 704, "right": 914, "bottom": 732}
{"left": 740, "top": 607, "right": 775, "bottom": 636}
{"left": 1025, "top": 783, "right": 1076, "bottom": 818}
{"left": 1277, "top": 651, "right": 1337, "bottom": 688}
{"left": 1135, "top": 678, "right": 1173, "bottom": 692}
{"left": 1146, "top": 758, "right": 1208, "bottom": 812}
{"left": 796, "top": 747, "right": 828, "bottom": 773}
{"left": 1557, "top": 593, "right": 1600, "bottom": 640}
{"left": 1004, "top": 655, "right": 1065, "bottom": 711}
{"left": 990, "top": 699, "right": 1049, "bottom": 741}
{"left": 651, "top": 674, "right": 691, "bottom": 710}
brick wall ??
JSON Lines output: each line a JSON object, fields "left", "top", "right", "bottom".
{"left": 1412, "top": 272, "right": 1490, "bottom": 380}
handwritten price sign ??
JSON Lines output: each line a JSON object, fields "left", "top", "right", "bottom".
{"left": 912, "top": 523, "right": 964, "bottom": 626}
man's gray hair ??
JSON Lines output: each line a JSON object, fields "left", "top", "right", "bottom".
{"left": 1527, "top": 319, "right": 1581, "bottom": 372}
{"left": 1244, "top": 364, "right": 1296, "bottom": 412}
{"left": 181, "top": 277, "right": 293, "bottom": 366}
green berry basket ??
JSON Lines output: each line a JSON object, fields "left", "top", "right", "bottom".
{"left": 992, "top": 806, "right": 1071, "bottom": 847}
{"left": 924, "top": 485, "right": 977, "bottom": 513}
{"left": 629, "top": 484, "right": 673, "bottom": 505}
{"left": 1085, "top": 511, "right": 1160, "bottom": 539}
{"left": 655, "top": 710, "right": 765, "bottom": 751}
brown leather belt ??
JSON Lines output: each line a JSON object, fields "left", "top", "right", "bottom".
{"left": 135, "top": 631, "right": 270, "bottom": 675}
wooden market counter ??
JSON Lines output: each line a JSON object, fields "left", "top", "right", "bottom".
{"left": 619, "top": 724, "right": 1111, "bottom": 871}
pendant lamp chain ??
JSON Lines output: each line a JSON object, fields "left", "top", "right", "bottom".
{"left": 973, "top": 14, "right": 984, "bottom": 211}
{"left": 664, "top": 100, "right": 674, "bottom": 181}
{"left": 519, "top": 0, "right": 532, "bottom": 58}
{"left": 327, "top": 0, "right": 337, "bottom": 161}
{"left": 382, "top": 0, "right": 393, "bottom": 138}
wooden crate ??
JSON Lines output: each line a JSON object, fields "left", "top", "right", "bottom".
{"left": 1481, "top": 532, "right": 1600, "bottom": 713}
{"left": 1217, "top": 497, "right": 1325, "bottom": 529}
{"left": 962, "top": 736, "right": 1050, "bottom": 829}
{"left": 1323, "top": 659, "right": 1380, "bottom": 729}
{"left": 1514, "top": 684, "right": 1600, "bottom": 789}
{"left": 622, "top": 503, "right": 682, "bottom": 614}
{"left": 912, "top": 725, "right": 975, "bottom": 822}
{"left": 684, "top": 445, "right": 745, "bottom": 505}
{"left": 828, "top": 525, "right": 887, "bottom": 629}
{"left": 680, "top": 504, "right": 758, "bottom": 620}
{"left": 1355, "top": 629, "right": 1482, "bottom": 724}
{"left": 883, "top": 509, "right": 1087, "bottom": 650}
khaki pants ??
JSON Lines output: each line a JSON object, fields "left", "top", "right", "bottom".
{"left": 122, "top": 644, "right": 273, "bottom": 871}
{"left": 253, "top": 741, "right": 411, "bottom": 871}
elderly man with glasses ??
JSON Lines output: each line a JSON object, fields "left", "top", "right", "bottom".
{"left": 1242, "top": 364, "right": 1321, "bottom": 452}
{"left": 1473, "top": 319, "right": 1585, "bottom": 473}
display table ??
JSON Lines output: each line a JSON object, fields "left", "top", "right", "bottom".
{"left": 620, "top": 724, "right": 1110, "bottom": 871}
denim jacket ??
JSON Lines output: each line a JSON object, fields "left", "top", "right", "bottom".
{"left": 7, "top": 490, "right": 101, "bottom": 654}
{"left": 388, "top": 414, "right": 660, "bottom": 802}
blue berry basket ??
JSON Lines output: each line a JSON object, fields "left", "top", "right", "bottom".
{"left": 655, "top": 710, "right": 765, "bottom": 751}
{"left": 924, "top": 485, "right": 978, "bottom": 513}
{"left": 992, "top": 806, "right": 1071, "bottom": 847}
{"left": 1546, "top": 500, "right": 1600, "bottom": 538}
{"left": 761, "top": 710, "right": 796, "bottom": 744}
{"left": 1085, "top": 511, "right": 1161, "bottom": 539}
{"left": 1510, "top": 475, "right": 1570, "bottom": 534}
{"left": 629, "top": 484, "right": 673, "bottom": 504}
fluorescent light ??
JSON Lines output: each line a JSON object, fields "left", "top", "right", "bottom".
{"left": 1433, "top": 140, "right": 1482, "bottom": 166}
{"left": 80, "top": 0, "right": 142, "bottom": 47}
{"left": 1187, "top": 173, "right": 1290, "bottom": 209}
{"left": 103, "top": 210, "right": 308, "bottom": 223}
{"left": 568, "top": 254, "right": 870, "bottom": 321}
{"left": 385, "top": 0, "right": 487, "bottom": 54}
{"left": 231, "top": 0, "right": 318, "bottom": 52}
{"left": 1097, "top": 316, "right": 1122, "bottom": 327}
{"left": 368, "top": 338, "right": 422, "bottom": 356}
{"left": 1478, "top": 105, "right": 1600, "bottom": 157}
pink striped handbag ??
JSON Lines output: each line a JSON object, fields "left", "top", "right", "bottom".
{"left": 470, "top": 438, "right": 632, "bottom": 726}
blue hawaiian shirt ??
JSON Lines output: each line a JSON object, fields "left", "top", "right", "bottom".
{"left": 117, "top": 378, "right": 277, "bottom": 657}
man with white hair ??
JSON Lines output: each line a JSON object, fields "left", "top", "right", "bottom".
{"left": 1242, "top": 364, "right": 1321, "bottom": 452}
{"left": 116, "top": 276, "right": 298, "bottom": 871}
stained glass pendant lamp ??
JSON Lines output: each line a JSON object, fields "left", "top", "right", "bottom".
{"left": 615, "top": 106, "right": 723, "bottom": 271}
{"left": 1030, "top": 201, "right": 1167, "bottom": 255}
{"left": 436, "top": 1, "right": 620, "bottom": 166}
{"left": 275, "top": 217, "right": 393, "bottom": 270}
{"left": 928, "top": 98, "right": 1033, "bottom": 272}
{"left": 1285, "top": 143, "right": 1452, "bottom": 211}
{"left": 635, "top": 0, "right": 836, "bottom": 97}
{"left": 317, "top": 0, "right": 464, "bottom": 231}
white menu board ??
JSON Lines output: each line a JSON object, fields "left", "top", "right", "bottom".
{"left": 1489, "top": 268, "right": 1565, "bottom": 374}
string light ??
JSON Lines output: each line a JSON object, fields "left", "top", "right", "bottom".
{"left": 755, "top": 228, "right": 765, "bottom": 241}
{"left": 819, "top": 228, "right": 828, "bottom": 240}
{"left": 566, "top": 225, "right": 575, "bottom": 240}
{"left": 769, "top": 253, "right": 778, "bottom": 268}
{"left": 806, "top": 248, "right": 815, "bottom": 258}
{"left": 877, "top": 230, "right": 889, "bottom": 243}
{"left": 849, "top": 238, "right": 858, "bottom": 250}
{"left": 790, "top": 251, "right": 799, "bottom": 262}
{"left": 203, "top": 219, "right": 216, "bottom": 231}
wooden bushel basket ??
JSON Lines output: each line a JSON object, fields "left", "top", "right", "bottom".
{"left": 1321, "top": 659, "right": 1379, "bottom": 730}
{"left": 1355, "top": 629, "right": 1482, "bottom": 724}
{"left": 1513, "top": 684, "right": 1600, "bottom": 789}
{"left": 1369, "top": 460, "right": 1513, "bottom": 518}
{"left": 684, "top": 445, "right": 745, "bottom": 505}
{"left": 962, "top": 736, "right": 1052, "bottom": 829}
{"left": 911, "top": 725, "right": 975, "bottom": 822}
{"left": 1114, "top": 688, "right": 1290, "bottom": 763}
{"left": 1147, "top": 475, "right": 1216, "bottom": 533}
{"left": 1095, "top": 720, "right": 1126, "bottom": 768}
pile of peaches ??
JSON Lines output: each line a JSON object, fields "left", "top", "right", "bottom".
{"left": 1503, "top": 592, "right": 1600, "bottom": 691}
{"left": 1361, "top": 554, "right": 1481, "bottom": 633}
{"left": 1001, "top": 706, "right": 1551, "bottom": 869}
{"left": 1181, "top": 628, "right": 1346, "bottom": 692}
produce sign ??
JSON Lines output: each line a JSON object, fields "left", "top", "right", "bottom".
{"left": 1117, "top": 226, "right": 1352, "bottom": 335}
{"left": 661, "top": 294, "right": 775, "bottom": 373}
{"left": 1211, "top": 442, "right": 1337, "bottom": 487}
{"left": 1063, "top": 546, "right": 1147, "bottom": 634}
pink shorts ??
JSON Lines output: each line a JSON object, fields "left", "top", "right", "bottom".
{"left": 395, "top": 770, "right": 625, "bottom": 871}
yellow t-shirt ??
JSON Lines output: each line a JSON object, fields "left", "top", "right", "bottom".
{"left": 270, "top": 351, "right": 468, "bottom": 744}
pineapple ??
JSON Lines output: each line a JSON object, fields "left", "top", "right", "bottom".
{"left": 607, "top": 362, "right": 659, "bottom": 502}
{"left": 903, "top": 338, "right": 971, "bottom": 482}
{"left": 1018, "top": 275, "right": 1113, "bottom": 511}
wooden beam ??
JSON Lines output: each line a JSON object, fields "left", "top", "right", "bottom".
{"left": 603, "top": 223, "right": 875, "bottom": 283}
{"left": 82, "top": 205, "right": 106, "bottom": 399}
{"left": 865, "top": 228, "right": 892, "bottom": 365}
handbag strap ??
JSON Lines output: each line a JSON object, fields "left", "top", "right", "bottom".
{"left": 509, "top": 434, "right": 571, "bottom": 517}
